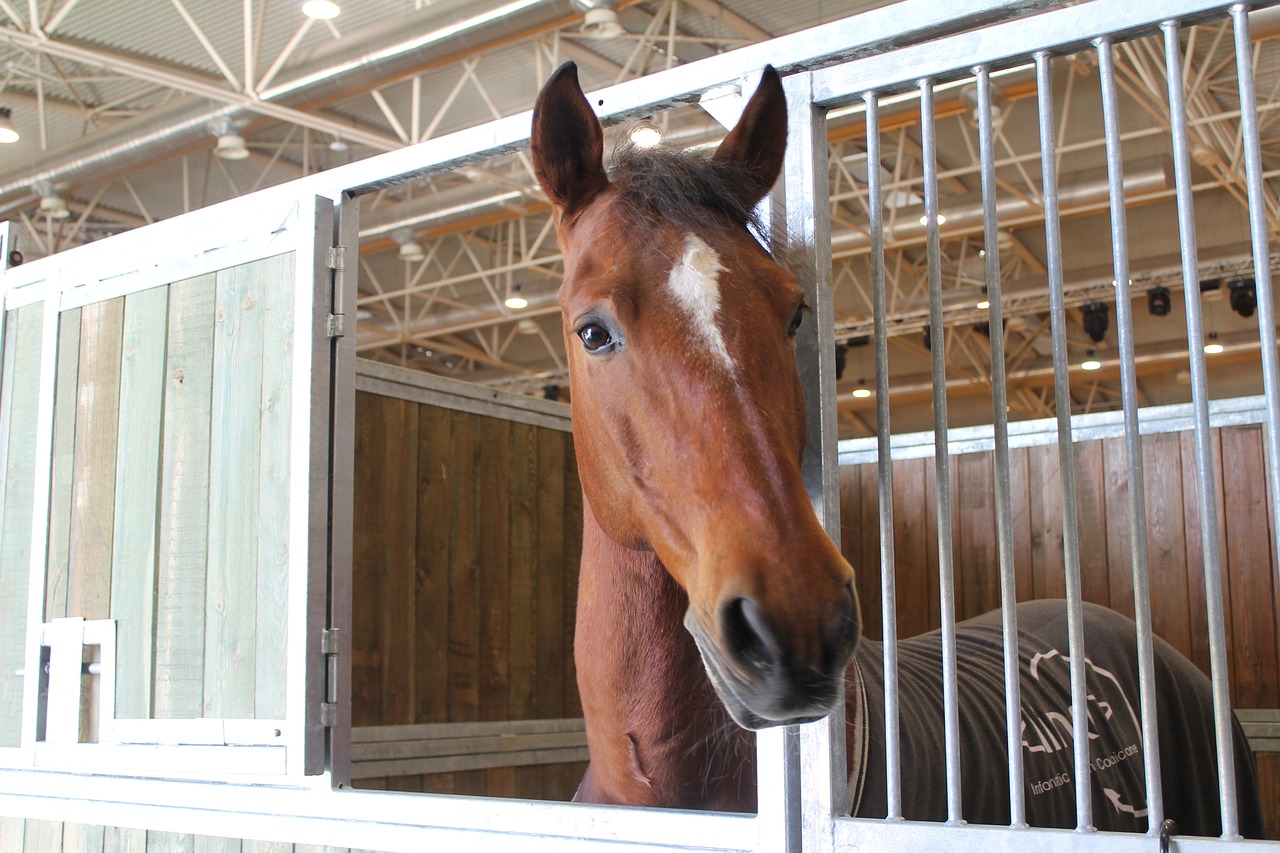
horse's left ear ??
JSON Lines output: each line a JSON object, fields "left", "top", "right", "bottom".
{"left": 532, "top": 61, "right": 609, "bottom": 220}
{"left": 713, "top": 66, "right": 787, "bottom": 209}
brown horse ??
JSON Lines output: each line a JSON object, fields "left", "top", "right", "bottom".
{"left": 530, "top": 61, "right": 1264, "bottom": 836}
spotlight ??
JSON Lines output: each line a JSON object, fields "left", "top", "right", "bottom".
{"left": 851, "top": 379, "right": 872, "bottom": 399}
{"left": 543, "top": 384, "right": 561, "bottom": 402}
{"left": 504, "top": 284, "right": 528, "bottom": 310}
{"left": 1147, "top": 286, "right": 1171, "bottom": 317}
{"left": 834, "top": 343, "right": 848, "bottom": 381}
{"left": 1204, "top": 332, "right": 1224, "bottom": 354}
{"left": 1229, "top": 278, "right": 1257, "bottom": 318}
{"left": 1081, "top": 350, "right": 1101, "bottom": 371}
{"left": 0, "top": 107, "right": 18, "bottom": 144}
{"left": 1081, "top": 302, "right": 1109, "bottom": 343}
{"left": 302, "top": 0, "right": 340, "bottom": 19}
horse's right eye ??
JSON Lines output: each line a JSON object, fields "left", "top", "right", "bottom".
{"left": 579, "top": 323, "right": 613, "bottom": 353}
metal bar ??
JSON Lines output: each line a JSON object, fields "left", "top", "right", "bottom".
{"left": 1172, "top": 13, "right": 1239, "bottom": 835}
{"left": 974, "top": 63, "right": 1025, "bottom": 829}
{"left": 1034, "top": 49, "right": 1094, "bottom": 832}
{"left": 1095, "top": 34, "right": 1165, "bottom": 832}
{"left": 865, "top": 89, "right": 902, "bottom": 822}
{"left": 921, "top": 77, "right": 963, "bottom": 825}
{"left": 780, "top": 68, "right": 844, "bottom": 850}
{"left": 1232, "top": 6, "right": 1280, "bottom": 792}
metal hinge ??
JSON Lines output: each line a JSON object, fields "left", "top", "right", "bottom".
{"left": 326, "top": 245, "right": 347, "bottom": 339}
{"left": 321, "top": 627, "right": 340, "bottom": 727}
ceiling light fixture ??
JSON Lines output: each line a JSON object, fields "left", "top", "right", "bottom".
{"left": 1147, "top": 286, "right": 1171, "bottom": 316}
{"left": 1204, "top": 332, "right": 1224, "bottom": 354}
{"left": 0, "top": 108, "right": 18, "bottom": 144}
{"left": 393, "top": 228, "right": 424, "bottom": 261}
{"left": 1081, "top": 350, "right": 1101, "bottom": 371}
{"left": 505, "top": 284, "right": 528, "bottom": 310}
{"left": 1081, "top": 301, "right": 1109, "bottom": 343}
{"left": 1229, "top": 278, "right": 1257, "bottom": 318}
{"left": 38, "top": 194, "right": 70, "bottom": 220}
{"left": 919, "top": 213, "right": 947, "bottom": 226}
{"left": 302, "top": 0, "right": 341, "bottom": 19}
{"left": 215, "top": 134, "right": 249, "bottom": 160}
{"left": 851, "top": 379, "right": 872, "bottom": 399}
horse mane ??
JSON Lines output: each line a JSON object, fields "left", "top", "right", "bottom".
{"left": 607, "top": 142, "right": 784, "bottom": 255}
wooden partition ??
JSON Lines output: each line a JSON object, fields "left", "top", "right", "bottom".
{"left": 350, "top": 372, "right": 585, "bottom": 802}
{"left": 839, "top": 418, "right": 1280, "bottom": 836}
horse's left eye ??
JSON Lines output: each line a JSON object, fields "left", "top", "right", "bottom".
{"left": 788, "top": 304, "right": 806, "bottom": 337}
{"left": 579, "top": 323, "right": 614, "bottom": 353}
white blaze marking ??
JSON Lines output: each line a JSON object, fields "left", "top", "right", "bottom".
{"left": 667, "top": 234, "right": 733, "bottom": 371}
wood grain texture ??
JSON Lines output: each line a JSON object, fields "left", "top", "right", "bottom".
{"left": 154, "top": 274, "right": 217, "bottom": 719}
{"left": 46, "top": 308, "right": 82, "bottom": 622}
{"left": 111, "top": 285, "right": 170, "bottom": 720}
{"left": 254, "top": 253, "right": 296, "bottom": 721}
{"left": 69, "top": 297, "right": 124, "bottom": 623}
{"left": 0, "top": 304, "right": 41, "bottom": 745}
{"left": 416, "top": 402, "right": 452, "bottom": 726}
{"left": 205, "top": 260, "right": 267, "bottom": 719}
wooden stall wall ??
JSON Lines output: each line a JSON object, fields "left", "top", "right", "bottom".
{"left": 38, "top": 255, "right": 295, "bottom": 732}
{"left": 351, "top": 390, "right": 585, "bottom": 802}
{"left": 839, "top": 423, "right": 1280, "bottom": 836}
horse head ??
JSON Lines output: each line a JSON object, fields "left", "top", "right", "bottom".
{"left": 532, "top": 62, "right": 859, "bottom": 730}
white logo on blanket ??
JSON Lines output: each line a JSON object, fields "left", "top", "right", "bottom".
{"left": 1021, "top": 648, "right": 1148, "bottom": 819}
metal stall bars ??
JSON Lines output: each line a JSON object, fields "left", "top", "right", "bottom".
{"left": 802, "top": 0, "right": 1280, "bottom": 851}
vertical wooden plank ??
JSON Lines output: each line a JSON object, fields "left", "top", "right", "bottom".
{"left": 1009, "top": 446, "right": 1035, "bottom": 603}
{"left": 892, "top": 458, "right": 930, "bottom": 638}
{"left": 145, "top": 831, "right": 195, "bottom": 853}
{"left": 1142, "top": 433, "right": 1193, "bottom": 658}
{"left": 956, "top": 452, "right": 998, "bottom": 620}
{"left": 193, "top": 836, "right": 242, "bottom": 853}
{"left": 1181, "top": 428, "right": 1229, "bottom": 682}
{"left": 1220, "top": 425, "right": 1279, "bottom": 708}
{"left": 46, "top": 308, "right": 82, "bottom": 621}
{"left": 856, "top": 463, "right": 881, "bottom": 641}
{"left": 562, "top": 433, "right": 583, "bottom": 722}
{"left": 416, "top": 401, "right": 453, "bottom": 727}
{"left": 0, "top": 305, "right": 41, "bottom": 746}
{"left": 1102, "top": 437, "right": 1133, "bottom": 620}
{"left": 378, "top": 397, "right": 418, "bottom": 727}
{"left": 837, "top": 464, "right": 862, "bottom": 606}
{"left": 350, "top": 392, "right": 384, "bottom": 729}
{"left": 241, "top": 841, "right": 290, "bottom": 853}
{"left": 479, "top": 415, "right": 513, "bottom": 797}
{"left": 535, "top": 422, "right": 566, "bottom": 725}
{"left": 448, "top": 408, "right": 482, "bottom": 727}
{"left": 1073, "top": 440, "right": 1110, "bottom": 609}
{"left": 111, "top": 285, "right": 170, "bottom": 720}
{"left": 1254, "top": 751, "right": 1280, "bottom": 841}
{"left": 103, "top": 826, "right": 145, "bottom": 853}
{"left": 507, "top": 417, "right": 540, "bottom": 797}
{"left": 22, "top": 819, "right": 62, "bottom": 852}
{"left": 204, "top": 260, "right": 266, "bottom": 719}
{"left": 68, "top": 297, "right": 124, "bottom": 622}
{"left": 254, "top": 254, "right": 295, "bottom": 721}
{"left": 1027, "top": 443, "right": 1066, "bottom": 601}
{"left": 154, "top": 274, "right": 217, "bottom": 719}
{"left": 0, "top": 816, "right": 24, "bottom": 850}
{"left": 63, "top": 823, "right": 106, "bottom": 853}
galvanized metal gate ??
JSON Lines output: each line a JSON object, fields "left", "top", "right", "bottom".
{"left": 0, "top": 0, "right": 1278, "bottom": 850}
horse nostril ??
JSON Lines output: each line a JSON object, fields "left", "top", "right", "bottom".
{"left": 722, "top": 596, "right": 781, "bottom": 674}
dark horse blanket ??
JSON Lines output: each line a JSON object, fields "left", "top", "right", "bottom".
{"left": 850, "top": 600, "right": 1264, "bottom": 837}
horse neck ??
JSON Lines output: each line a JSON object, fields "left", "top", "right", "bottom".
{"left": 573, "top": 496, "right": 756, "bottom": 811}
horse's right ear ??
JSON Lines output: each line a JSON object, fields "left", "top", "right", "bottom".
{"left": 532, "top": 62, "right": 609, "bottom": 220}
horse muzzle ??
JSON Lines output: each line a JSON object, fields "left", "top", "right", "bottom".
{"left": 685, "top": 588, "right": 860, "bottom": 730}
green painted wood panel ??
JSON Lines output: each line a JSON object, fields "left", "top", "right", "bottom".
{"left": 205, "top": 259, "right": 267, "bottom": 719}
{"left": 68, "top": 297, "right": 124, "bottom": 623}
{"left": 46, "top": 309, "right": 82, "bottom": 621}
{"left": 111, "top": 285, "right": 170, "bottom": 720}
{"left": 0, "top": 303, "right": 44, "bottom": 746}
{"left": 254, "top": 254, "right": 295, "bottom": 721}
{"left": 154, "top": 274, "right": 217, "bottom": 719}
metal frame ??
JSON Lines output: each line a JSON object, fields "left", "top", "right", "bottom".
{"left": 0, "top": 0, "right": 1277, "bottom": 850}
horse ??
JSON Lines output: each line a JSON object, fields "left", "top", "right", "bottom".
{"left": 529, "top": 61, "right": 1264, "bottom": 837}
